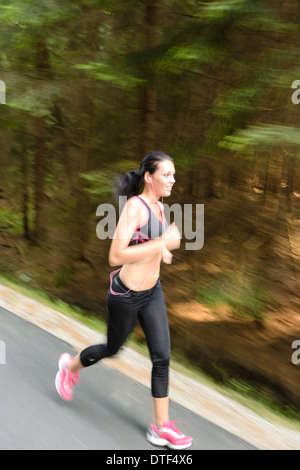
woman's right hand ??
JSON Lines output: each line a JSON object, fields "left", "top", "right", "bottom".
{"left": 162, "top": 222, "right": 181, "bottom": 251}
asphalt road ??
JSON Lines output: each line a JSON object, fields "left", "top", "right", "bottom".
{"left": 0, "top": 306, "right": 256, "bottom": 451}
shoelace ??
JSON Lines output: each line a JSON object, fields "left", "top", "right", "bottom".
{"left": 164, "top": 421, "right": 183, "bottom": 435}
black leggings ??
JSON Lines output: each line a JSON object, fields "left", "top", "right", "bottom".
{"left": 80, "top": 275, "right": 170, "bottom": 398}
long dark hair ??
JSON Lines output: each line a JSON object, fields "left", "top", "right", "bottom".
{"left": 114, "top": 151, "right": 173, "bottom": 200}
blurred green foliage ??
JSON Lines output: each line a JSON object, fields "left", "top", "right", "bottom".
{"left": 195, "top": 271, "right": 271, "bottom": 321}
{"left": 0, "top": 0, "right": 300, "bottom": 322}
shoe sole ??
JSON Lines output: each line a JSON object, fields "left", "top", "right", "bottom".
{"left": 146, "top": 432, "right": 192, "bottom": 450}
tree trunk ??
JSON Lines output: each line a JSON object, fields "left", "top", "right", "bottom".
{"left": 33, "top": 116, "right": 46, "bottom": 240}
{"left": 21, "top": 134, "right": 31, "bottom": 240}
{"left": 264, "top": 152, "right": 284, "bottom": 216}
{"left": 139, "top": 1, "right": 160, "bottom": 157}
{"left": 72, "top": 14, "right": 99, "bottom": 261}
{"left": 75, "top": 98, "right": 93, "bottom": 261}
{"left": 33, "top": 39, "right": 51, "bottom": 241}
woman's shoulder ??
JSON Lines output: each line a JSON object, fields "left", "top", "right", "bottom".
{"left": 125, "top": 196, "right": 148, "bottom": 220}
{"left": 127, "top": 195, "right": 144, "bottom": 209}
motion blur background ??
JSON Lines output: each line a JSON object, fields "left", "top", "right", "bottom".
{"left": 1, "top": 0, "right": 300, "bottom": 416}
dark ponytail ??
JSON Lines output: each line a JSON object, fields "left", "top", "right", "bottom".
{"left": 114, "top": 151, "right": 173, "bottom": 200}
{"left": 114, "top": 168, "right": 143, "bottom": 200}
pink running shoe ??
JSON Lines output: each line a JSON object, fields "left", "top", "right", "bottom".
{"left": 147, "top": 421, "right": 193, "bottom": 450}
{"left": 55, "top": 353, "right": 80, "bottom": 401}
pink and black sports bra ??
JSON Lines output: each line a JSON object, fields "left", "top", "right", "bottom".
{"left": 128, "top": 196, "right": 167, "bottom": 246}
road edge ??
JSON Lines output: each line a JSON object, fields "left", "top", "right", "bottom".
{"left": 1, "top": 282, "right": 300, "bottom": 450}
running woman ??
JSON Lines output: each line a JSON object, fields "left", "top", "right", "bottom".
{"left": 55, "top": 151, "right": 193, "bottom": 450}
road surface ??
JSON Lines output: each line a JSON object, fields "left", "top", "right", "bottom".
{"left": 0, "top": 306, "right": 256, "bottom": 450}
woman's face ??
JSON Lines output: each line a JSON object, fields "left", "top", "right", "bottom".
{"left": 149, "top": 160, "right": 176, "bottom": 198}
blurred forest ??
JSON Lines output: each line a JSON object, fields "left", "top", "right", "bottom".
{"left": 1, "top": 0, "right": 300, "bottom": 412}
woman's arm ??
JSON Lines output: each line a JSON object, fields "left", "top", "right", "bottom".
{"left": 108, "top": 197, "right": 180, "bottom": 267}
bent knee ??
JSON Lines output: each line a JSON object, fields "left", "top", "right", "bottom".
{"left": 152, "top": 352, "right": 170, "bottom": 368}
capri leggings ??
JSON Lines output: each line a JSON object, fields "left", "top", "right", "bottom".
{"left": 80, "top": 274, "right": 170, "bottom": 398}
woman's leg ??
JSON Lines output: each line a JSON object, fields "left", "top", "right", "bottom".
{"left": 143, "top": 287, "right": 193, "bottom": 449}
{"left": 70, "top": 293, "right": 138, "bottom": 372}
{"left": 138, "top": 284, "right": 171, "bottom": 426}
{"left": 153, "top": 397, "right": 169, "bottom": 427}
{"left": 69, "top": 353, "right": 84, "bottom": 374}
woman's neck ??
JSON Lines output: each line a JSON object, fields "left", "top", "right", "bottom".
{"left": 139, "top": 188, "right": 160, "bottom": 206}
